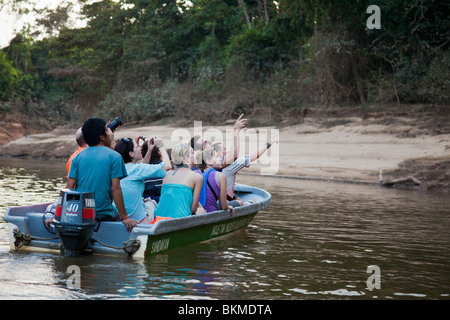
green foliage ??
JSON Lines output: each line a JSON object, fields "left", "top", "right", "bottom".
{"left": 226, "top": 23, "right": 284, "bottom": 79}
{"left": 1, "top": 0, "right": 448, "bottom": 126}
{"left": 98, "top": 81, "right": 176, "bottom": 123}
{"left": 0, "top": 52, "right": 20, "bottom": 100}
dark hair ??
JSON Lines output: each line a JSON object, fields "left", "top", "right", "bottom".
{"left": 115, "top": 138, "right": 134, "bottom": 163}
{"left": 82, "top": 118, "right": 106, "bottom": 146}
{"left": 195, "top": 148, "right": 215, "bottom": 171}
{"left": 141, "top": 141, "right": 162, "bottom": 164}
{"left": 196, "top": 157, "right": 207, "bottom": 171}
{"left": 190, "top": 135, "right": 203, "bottom": 151}
{"left": 141, "top": 141, "right": 149, "bottom": 159}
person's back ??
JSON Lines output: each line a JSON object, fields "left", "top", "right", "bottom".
{"left": 203, "top": 169, "right": 221, "bottom": 212}
{"left": 113, "top": 137, "right": 167, "bottom": 223}
{"left": 155, "top": 183, "right": 194, "bottom": 218}
{"left": 154, "top": 143, "right": 203, "bottom": 219}
{"left": 70, "top": 145, "right": 126, "bottom": 219}
{"left": 120, "top": 163, "right": 165, "bottom": 221}
{"left": 195, "top": 148, "right": 233, "bottom": 214}
{"left": 55, "top": 118, "right": 138, "bottom": 231}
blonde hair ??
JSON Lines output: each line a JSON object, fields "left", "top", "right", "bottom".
{"left": 171, "top": 142, "right": 192, "bottom": 166}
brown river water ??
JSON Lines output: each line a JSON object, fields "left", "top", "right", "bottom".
{"left": 0, "top": 157, "right": 449, "bottom": 300}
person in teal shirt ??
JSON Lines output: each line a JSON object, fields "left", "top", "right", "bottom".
{"left": 114, "top": 136, "right": 170, "bottom": 223}
{"left": 154, "top": 142, "right": 205, "bottom": 219}
{"left": 67, "top": 118, "right": 138, "bottom": 231}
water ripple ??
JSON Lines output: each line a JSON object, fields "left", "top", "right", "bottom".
{"left": 1, "top": 158, "right": 449, "bottom": 299}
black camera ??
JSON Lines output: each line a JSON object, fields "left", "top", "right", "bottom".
{"left": 107, "top": 116, "right": 123, "bottom": 132}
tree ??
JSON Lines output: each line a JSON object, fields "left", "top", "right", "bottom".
{"left": 0, "top": 52, "right": 19, "bottom": 100}
{"left": 237, "top": 0, "right": 251, "bottom": 29}
{"left": 34, "top": 3, "right": 72, "bottom": 37}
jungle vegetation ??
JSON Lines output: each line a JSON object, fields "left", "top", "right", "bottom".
{"left": 0, "top": 0, "right": 448, "bottom": 129}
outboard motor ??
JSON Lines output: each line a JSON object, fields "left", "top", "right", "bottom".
{"left": 54, "top": 189, "right": 96, "bottom": 257}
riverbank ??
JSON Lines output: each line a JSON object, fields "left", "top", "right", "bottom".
{"left": 1, "top": 115, "right": 449, "bottom": 192}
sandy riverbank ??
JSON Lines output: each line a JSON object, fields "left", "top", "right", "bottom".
{"left": 1, "top": 117, "right": 449, "bottom": 191}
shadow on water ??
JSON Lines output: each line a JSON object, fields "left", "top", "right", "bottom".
{"left": 0, "top": 157, "right": 449, "bottom": 299}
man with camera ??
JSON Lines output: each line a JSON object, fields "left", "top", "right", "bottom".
{"left": 65, "top": 118, "right": 138, "bottom": 231}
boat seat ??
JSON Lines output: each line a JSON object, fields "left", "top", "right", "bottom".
{"left": 26, "top": 212, "right": 58, "bottom": 239}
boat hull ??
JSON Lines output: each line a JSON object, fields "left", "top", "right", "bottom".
{"left": 3, "top": 184, "right": 271, "bottom": 259}
{"left": 143, "top": 212, "right": 258, "bottom": 256}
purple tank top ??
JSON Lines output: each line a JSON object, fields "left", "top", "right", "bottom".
{"left": 194, "top": 169, "right": 221, "bottom": 212}
{"left": 205, "top": 170, "right": 220, "bottom": 212}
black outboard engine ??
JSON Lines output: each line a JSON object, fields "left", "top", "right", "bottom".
{"left": 54, "top": 189, "right": 96, "bottom": 257}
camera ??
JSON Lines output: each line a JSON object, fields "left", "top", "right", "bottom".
{"left": 107, "top": 116, "right": 123, "bottom": 132}
{"left": 137, "top": 136, "right": 146, "bottom": 146}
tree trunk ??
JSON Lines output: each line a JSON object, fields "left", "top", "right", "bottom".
{"left": 378, "top": 67, "right": 384, "bottom": 107}
{"left": 263, "top": 0, "right": 269, "bottom": 25}
{"left": 238, "top": 0, "right": 252, "bottom": 30}
{"left": 351, "top": 57, "right": 366, "bottom": 104}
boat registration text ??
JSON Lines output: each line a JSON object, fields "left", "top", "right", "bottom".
{"left": 211, "top": 217, "right": 252, "bottom": 237}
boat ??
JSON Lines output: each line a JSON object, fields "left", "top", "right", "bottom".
{"left": 3, "top": 183, "right": 271, "bottom": 259}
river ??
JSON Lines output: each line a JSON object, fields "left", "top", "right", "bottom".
{"left": 0, "top": 157, "right": 449, "bottom": 300}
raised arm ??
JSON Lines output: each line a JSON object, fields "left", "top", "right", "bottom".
{"left": 223, "top": 114, "right": 247, "bottom": 168}
{"left": 142, "top": 138, "right": 155, "bottom": 164}
{"left": 156, "top": 142, "right": 171, "bottom": 171}
{"left": 143, "top": 136, "right": 171, "bottom": 171}
{"left": 250, "top": 134, "right": 279, "bottom": 162}
{"left": 233, "top": 113, "right": 246, "bottom": 159}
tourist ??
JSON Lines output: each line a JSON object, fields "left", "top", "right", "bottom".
{"left": 114, "top": 136, "right": 168, "bottom": 224}
{"left": 190, "top": 134, "right": 212, "bottom": 152}
{"left": 190, "top": 114, "right": 247, "bottom": 169}
{"left": 65, "top": 127, "right": 87, "bottom": 176}
{"left": 141, "top": 139, "right": 172, "bottom": 203}
{"left": 140, "top": 136, "right": 171, "bottom": 168}
{"left": 153, "top": 142, "right": 205, "bottom": 219}
{"left": 223, "top": 134, "right": 279, "bottom": 207}
{"left": 65, "top": 118, "right": 138, "bottom": 231}
{"left": 194, "top": 147, "right": 234, "bottom": 214}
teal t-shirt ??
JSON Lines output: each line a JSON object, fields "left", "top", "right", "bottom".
{"left": 114, "top": 162, "right": 166, "bottom": 222}
{"left": 69, "top": 146, "right": 127, "bottom": 218}
{"left": 154, "top": 184, "right": 193, "bottom": 218}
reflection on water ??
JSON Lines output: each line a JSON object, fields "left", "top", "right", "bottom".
{"left": 0, "top": 157, "right": 449, "bottom": 299}
{"left": 0, "top": 157, "right": 67, "bottom": 213}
